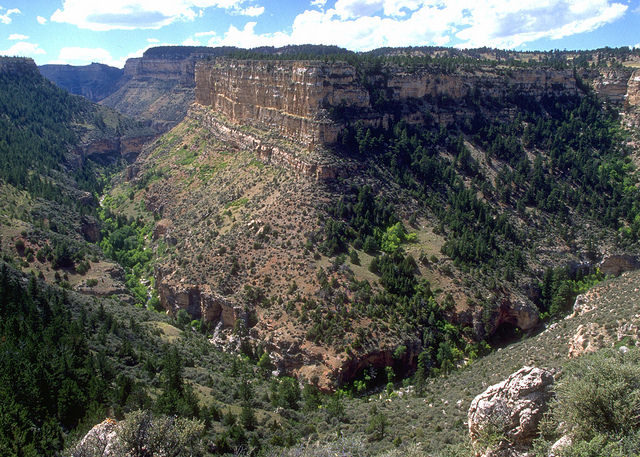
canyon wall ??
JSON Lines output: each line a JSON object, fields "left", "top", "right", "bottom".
{"left": 194, "top": 59, "right": 589, "bottom": 152}
{"left": 195, "top": 59, "right": 371, "bottom": 150}
{"left": 39, "top": 63, "right": 124, "bottom": 102}
{"left": 101, "top": 48, "right": 231, "bottom": 132}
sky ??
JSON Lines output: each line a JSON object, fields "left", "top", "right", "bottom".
{"left": 0, "top": 0, "right": 639, "bottom": 68}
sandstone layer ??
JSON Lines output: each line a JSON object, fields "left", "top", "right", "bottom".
{"left": 195, "top": 59, "right": 369, "bottom": 150}
{"left": 195, "top": 59, "right": 590, "bottom": 152}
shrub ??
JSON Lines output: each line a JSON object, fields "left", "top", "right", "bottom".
{"left": 176, "top": 309, "right": 191, "bottom": 328}
{"left": 553, "top": 348, "right": 640, "bottom": 439}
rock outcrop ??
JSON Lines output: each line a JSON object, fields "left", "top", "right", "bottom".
{"left": 0, "top": 56, "right": 39, "bottom": 75}
{"left": 155, "top": 271, "right": 241, "bottom": 328}
{"left": 195, "top": 59, "right": 370, "bottom": 150}
{"left": 626, "top": 70, "right": 640, "bottom": 108}
{"left": 598, "top": 254, "right": 640, "bottom": 277}
{"left": 100, "top": 47, "right": 238, "bottom": 132}
{"left": 468, "top": 366, "right": 555, "bottom": 457}
{"left": 189, "top": 104, "right": 350, "bottom": 180}
{"left": 195, "top": 59, "right": 586, "bottom": 153}
{"left": 567, "top": 322, "right": 611, "bottom": 358}
{"left": 589, "top": 68, "right": 634, "bottom": 105}
{"left": 72, "top": 133, "right": 156, "bottom": 166}
{"left": 70, "top": 418, "right": 118, "bottom": 456}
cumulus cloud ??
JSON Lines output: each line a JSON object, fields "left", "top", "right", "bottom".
{"left": 1, "top": 41, "right": 45, "bottom": 57}
{"left": 454, "top": 0, "right": 628, "bottom": 48}
{"left": 147, "top": 37, "right": 160, "bottom": 42}
{"left": 37, "top": 16, "right": 47, "bottom": 24}
{"left": 8, "top": 33, "right": 28, "bottom": 40}
{"left": 0, "top": 6, "right": 20, "bottom": 24}
{"left": 236, "top": 5, "right": 264, "bottom": 16}
{"left": 182, "top": 37, "right": 201, "bottom": 45}
{"left": 209, "top": 0, "right": 627, "bottom": 51}
{"left": 51, "top": 46, "right": 120, "bottom": 66}
{"left": 51, "top": 0, "right": 265, "bottom": 31}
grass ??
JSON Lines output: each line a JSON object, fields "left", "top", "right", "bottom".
{"left": 225, "top": 197, "right": 249, "bottom": 209}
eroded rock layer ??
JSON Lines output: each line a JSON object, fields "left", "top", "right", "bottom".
{"left": 195, "top": 59, "right": 594, "bottom": 153}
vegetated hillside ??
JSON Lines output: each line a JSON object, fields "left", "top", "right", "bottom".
{"left": 0, "top": 56, "right": 153, "bottom": 297}
{"left": 102, "top": 50, "right": 640, "bottom": 390}
{"left": 5, "top": 258, "right": 636, "bottom": 456}
{"left": 292, "top": 269, "right": 640, "bottom": 457}
{"left": 4, "top": 48, "right": 640, "bottom": 457}
{"left": 0, "top": 261, "right": 319, "bottom": 456}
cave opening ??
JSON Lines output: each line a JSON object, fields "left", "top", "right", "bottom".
{"left": 489, "top": 321, "right": 522, "bottom": 347}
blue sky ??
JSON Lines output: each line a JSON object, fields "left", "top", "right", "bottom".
{"left": 1, "top": 0, "right": 639, "bottom": 68}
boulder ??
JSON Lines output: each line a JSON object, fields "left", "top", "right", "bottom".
{"left": 71, "top": 418, "right": 118, "bottom": 456}
{"left": 468, "top": 366, "right": 555, "bottom": 457}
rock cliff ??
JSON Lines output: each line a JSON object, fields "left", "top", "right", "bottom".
{"left": 195, "top": 59, "right": 370, "bottom": 150}
{"left": 100, "top": 47, "right": 239, "bottom": 132}
{"left": 196, "top": 58, "right": 640, "bottom": 159}
{"left": 0, "top": 56, "right": 38, "bottom": 74}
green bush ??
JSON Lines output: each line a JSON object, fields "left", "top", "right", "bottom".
{"left": 555, "top": 348, "right": 640, "bottom": 439}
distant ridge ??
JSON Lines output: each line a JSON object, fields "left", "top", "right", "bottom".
{"left": 39, "top": 62, "right": 124, "bottom": 102}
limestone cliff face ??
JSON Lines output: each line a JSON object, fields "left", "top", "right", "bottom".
{"left": 155, "top": 269, "right": 241, "bottom": 328}
{"left": 194, "top": 59, "right": 588, "bottom": 153}
{"left": 195, "top": 59, "right": 370, "bottom": 150}
{"left": 626, "top": 70, "right": 640, "bottom": 108}
{"left": 388, "top": 67, "right": 578, "bottom": 102}
{"left": 71, "top": 134, "right": 156, "bottom": 166}
{"left": 101, "top": 47, "right": 238, "bottom": 132}
{"left": 123, "top": 56, "right": 196, "bottom": 86}
{"left": 189, "top": 104, "right": 349, "bottom": 180}
{"left": 589, "top": 68, "right": 634, "bottom": 105}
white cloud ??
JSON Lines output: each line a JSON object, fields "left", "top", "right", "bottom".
{"left": 310, "top": 0, "right": 327, "bottom": 7}
{"left": 236, "top": 5, "right": 264, "bottom": 16}
{"left": 147, "top": 37, "right": 160, "bottom": 42}
{"left": 195, "top": 30, "right": 217, "bottom": 37}
{"left": 0, "top": 6, "right": 20, "bottom": 24}
{"left": 0, "top": 41, "right": 45, "bottom": 57}
{"left": 8, "top": 33, "right": 28, "bottom": 40}
{"left": 208, "top": 21, "right": 291, "bottom": 48}
{"left": 51, "top": 0, "right": 266, "bottom": 31}
{"left": 208, "top": 0, "right": 628, "bottom": 51}
{"left": 51, "top": 46, "right": 124, "bottom": 67}
{"left": 37, "top": 16, "right": 47, "bottom": 24}
{"left": 454, "top": 0, "right": 628, "bottom": 48}
{"left": 182, "top": 37, "right": 201, "bottom": 45}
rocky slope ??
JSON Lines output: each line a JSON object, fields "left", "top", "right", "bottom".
{"left": 100, "top": 52, "right": 640, "bottom": 389}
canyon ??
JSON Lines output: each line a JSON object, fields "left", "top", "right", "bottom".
{"left": 33, "top": 48, "right": 640, "bottom": 388}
